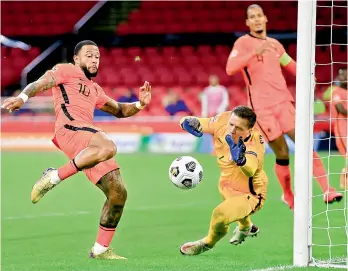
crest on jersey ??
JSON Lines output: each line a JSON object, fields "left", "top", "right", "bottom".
{"left": 231, "top": 50, "right": 238, "bottom": 57}
{"left": 52, "top": 65, "right": 58, "bottom": 72}
{"left": 210, "top": 114, "right": 220, "bottom": 123}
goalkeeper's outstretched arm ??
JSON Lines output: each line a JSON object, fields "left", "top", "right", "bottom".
{"left": 180, "top": 116, "right": 215, "bottom": 137}
{"left": 239, "top": 151, "right": 259, "bottom": 177}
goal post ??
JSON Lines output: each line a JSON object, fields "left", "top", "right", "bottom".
{"left": 294, "top": 0, "right": 347, "bottom": 268}
{"left": 293, "top": 0, "right": 317, "bottom": 267}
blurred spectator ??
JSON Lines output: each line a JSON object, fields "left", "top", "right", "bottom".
{"left": 201, "top": 75, "right": 229, "bottom": 117}
{"left": 163, "top": 89, "right": 192, "bottom": 116}
{"left": 117, "top": 88, "right": 138, "bottom": 103}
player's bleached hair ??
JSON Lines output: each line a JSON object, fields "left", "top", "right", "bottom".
{"left": 74, "top": 40, "right": 98, "bottom": 55}
{"left": 232, "top": 106, "right": 257, "bottom": 129}
{"left": 246, "top": 4, "right": 264, "bottom": 18}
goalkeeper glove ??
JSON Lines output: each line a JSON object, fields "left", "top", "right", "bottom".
{"left": 225, "top": 135, "right": 246, "bottom": 166}
{"left": 181, "top": 117, "right": 203, "bottom": 137}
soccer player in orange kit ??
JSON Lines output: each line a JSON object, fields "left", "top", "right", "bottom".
{"left": 322, "top": 69, "right": 347, "bottom": 189}
{"left": 225, "top": 4, "right": 342, "bottom": 209}
{"left": 1, "top": 40, "right": 152, "bottom": 259}
{"left": 179, "top": 106, "right": 267, "bottom": 255}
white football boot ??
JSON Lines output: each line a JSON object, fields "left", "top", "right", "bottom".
{"left": 180, "top": 238, "right": 212, "bottom": 256}
{"left": 230, "top": 224, "right": 259, "bottom": 245}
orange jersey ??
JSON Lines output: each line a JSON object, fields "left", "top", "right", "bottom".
{"left": 196, "top": 112, "right": 268, "bottom": 198}
{"left": 47, "top": 63, "right": 111, "bottom": 131}
{"left": 227, "top": 34, "right": 294, "bottom": 110}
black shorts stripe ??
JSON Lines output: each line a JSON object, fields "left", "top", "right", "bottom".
{"left": 64, "top": 124, "right": 98, "bottom": 133}
{"left": 250, "top": 194, "right": 263, "bottom": 214}
{"left": 59, "top": 84, "right": 69, "bottom": 104}
{"left": 61, "top": 104, "right": 75, "bottom": 121}
{"left": 248, "top": 177, "right": 257, "bottom": 195}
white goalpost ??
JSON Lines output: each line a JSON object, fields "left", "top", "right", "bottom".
{"left": 294, "top": 0, "right": 347, "bottom": 269}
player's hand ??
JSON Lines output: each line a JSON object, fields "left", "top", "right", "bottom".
{"left": 181, "top": 117, "right": 203, "bottom": 137}
{"left": 1, "top": 96, "right": 24, "bottom": 113}
{"left": 255, "top": 41, "right": 277, "bottom": 56}
{"left": 225, "top": 135, "right": 246, "bottom": 166}
{"left": 138, "top": 81, "right": 152, "bottom": 106}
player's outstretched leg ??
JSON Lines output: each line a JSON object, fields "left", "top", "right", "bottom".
{"left": 286, "top": 129, "right": 343, "bottom": 204}
{"left": 180, "top": 195, "right": 259, "bottom": 256}
{"left": 89, "top": 169, "right": 127, "bottom": 260}
{"left": 30, "top": 131, "right": 116, "bottom": 203}
{"left": 268, "top": 135, "right": 294, "bottom": 210}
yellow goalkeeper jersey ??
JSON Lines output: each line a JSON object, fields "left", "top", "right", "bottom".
{"left": 181, "top": 112, "right": 268, "bottom": 198}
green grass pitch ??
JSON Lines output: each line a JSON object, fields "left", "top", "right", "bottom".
{"left": 1, "top": 152, "right": 347, "bottom": 271}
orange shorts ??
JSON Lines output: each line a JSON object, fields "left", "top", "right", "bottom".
{"left": 52, "top": 121, "right": 119, "bottom": 184}
{"left": 255, "top": 101, "right": 295, "bottom": 142}
{"left": 334, "top": 119, "right": 347, "bottom": 157}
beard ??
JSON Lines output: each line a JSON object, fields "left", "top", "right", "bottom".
{"left": 81, "top": 64, "right": 98, "bottom": 78}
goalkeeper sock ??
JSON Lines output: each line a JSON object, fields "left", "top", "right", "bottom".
{"left": 275, "top": 159, "right": 293, "bottom": 195}
{"left": 312, "top": 151, "right": 329, "bottom": 192}
{"left": 205, "top": 217, "right": 229, "bottom": 247}
{"left": 238, "top": 216, "right": 252, "bottom": 231}
{"left": 57, "top": 159, "right": 80, "bottom": 181}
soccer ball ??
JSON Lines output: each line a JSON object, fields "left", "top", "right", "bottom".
{"left": 169, "top": 156, "right": 203, "bottom": 189}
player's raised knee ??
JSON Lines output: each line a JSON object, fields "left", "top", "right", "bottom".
{"left": 211, "top": 207, "right": 228, "bottom": 227}
{"left": 97, "top": 141, "right": 117, "bottom": 162}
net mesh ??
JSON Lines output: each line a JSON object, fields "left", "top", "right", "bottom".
{"left": 312, "top": 0, "right": 347, "bottom": 268}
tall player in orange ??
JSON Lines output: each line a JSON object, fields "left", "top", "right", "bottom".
{"left": 323, "top": 69, "right": 347, "bottom": 189}
{"left": 226, "top": 4, "right": 342, "bottom": 209}
{"left": 1, "top": 40, "right": 152, "bottom": 259}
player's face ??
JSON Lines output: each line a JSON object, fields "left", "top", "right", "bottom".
{"left": 246, "top": 7, "right": 268, "bottom": 34}
{"left": 74, "top": 45, "right": 100, "bottom": 77}
{"left": 228, "top": 113, "right": 252, "bottom": 143}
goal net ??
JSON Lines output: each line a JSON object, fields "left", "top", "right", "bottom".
{"left": 294, "top": 0, "right": 347, "bottom": 269}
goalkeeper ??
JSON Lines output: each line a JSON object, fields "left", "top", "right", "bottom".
{"left": 179, "top": 105, "right": 268, "bottom": 256}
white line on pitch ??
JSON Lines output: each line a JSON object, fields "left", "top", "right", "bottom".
{"left": 249, "top": 265, "right": 294, "bottom": 271}
{"left": 2, "top": 201, "right": 211, "bottom": 221}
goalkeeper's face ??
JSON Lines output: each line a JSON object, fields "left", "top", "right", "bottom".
{"left": 227, "top": 113, "right": 252, "bottom": 143}
{"left": 246, "top": 7, "right": 268, "bottom": 34}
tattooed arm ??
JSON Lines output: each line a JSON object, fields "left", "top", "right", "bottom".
{"left": 98, "top": 81, "right": 152, "bottom": 118}
{"left": 100, "top": 100, "right": 141, "bottom": 118}
{"left": 22, "top": 72, "right": 56, "bottom": 98}
{"left": 1, "top": 72, "right": 56, "bottom": 113}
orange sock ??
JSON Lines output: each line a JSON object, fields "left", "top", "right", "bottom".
{"left": 275, "top": 159, "right": 293, "bottom": 194}
{"left": 312, "top": 151, "right": 330, "bottom": 192}
{"left": 57, "top": 159, "right": 80, "bottom": 181}
{"left": 96, "top": 225, "right": 116, "bottom": 247}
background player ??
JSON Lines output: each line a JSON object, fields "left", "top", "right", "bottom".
{"left": 225, "top": 4, "right": 342, "bottom": 209}
{"left": 178, "top": 106, "right": 267, "bottom": 255}
{"left": 322, "top": 69, "right": 347, "bottom": 189}
{"left": 1, "top": 40, "right": 152, "bottom": 259}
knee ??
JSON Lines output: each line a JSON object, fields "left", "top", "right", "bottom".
{"left": 211, "top": 207, "right": 228, "bottom": 231}
{"left": 97, "top": 141, "right": 117, "bottom": 162}
{"left": 274, "top": 147, "right": 289, "bottom": 160}
{"left": 109, "top": 183, "right": 127, "bottom": 205}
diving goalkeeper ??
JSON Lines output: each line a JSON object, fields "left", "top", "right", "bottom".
{"left": 179, "top": 105, "right": 268, "bottom": 256}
